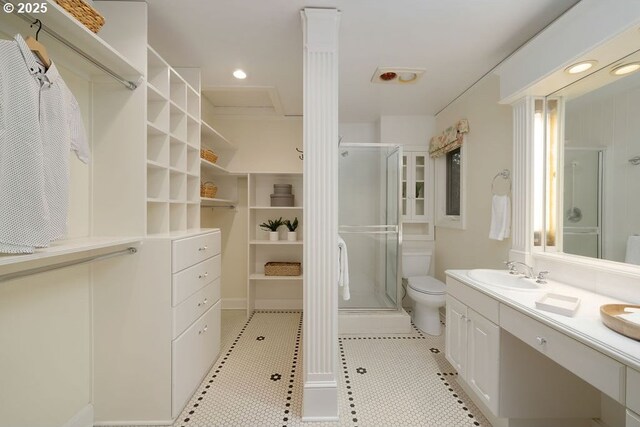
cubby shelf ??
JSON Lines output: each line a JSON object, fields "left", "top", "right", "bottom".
{"left": 146, "top": 46, "right": 201, "bottom": 235}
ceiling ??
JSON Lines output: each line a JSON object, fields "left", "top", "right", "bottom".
{"left": 148, "top": 0, "right": 580, "bottom": 122}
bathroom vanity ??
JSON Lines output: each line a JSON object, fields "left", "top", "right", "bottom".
{"left": 445, "top": 269, "right": 640, "bottom": 427}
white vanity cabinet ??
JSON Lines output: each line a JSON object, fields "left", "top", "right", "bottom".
{"left": 445, "top": 292, "right": 500, "bottom": 414}
{"left": 629, "top": 369, "right": 640, "bottom": 427}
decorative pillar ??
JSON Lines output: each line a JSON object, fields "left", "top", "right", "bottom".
{"left": 301, "top": 8, "right": 341, "bottom": 421}
{"left": 510, "top": 97, "right": 534, "bottom": 264}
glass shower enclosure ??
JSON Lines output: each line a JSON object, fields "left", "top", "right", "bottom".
{"left": 338, "top": 143, "right": 402, "bottom": 310}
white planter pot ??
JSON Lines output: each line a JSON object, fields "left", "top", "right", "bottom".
{"left": 269, "top": 231, "right": 279, "bottom": 241}
{"left": 287, "top": 231, "right": 297, "bottom": 241}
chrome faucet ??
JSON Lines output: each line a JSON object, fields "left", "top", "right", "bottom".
{"left": 504, "top": 261, "right": 535, "bottom": 279}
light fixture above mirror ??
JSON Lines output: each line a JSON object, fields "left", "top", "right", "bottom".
{"left": 564, "top": 60, "right": 598, "bottom": 75}
{"left": 610, "top": 62, "right": 640, "bottom": 76}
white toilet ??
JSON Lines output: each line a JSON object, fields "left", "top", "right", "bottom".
{"left": 403, "top": 251, "right": 446, "bottom": 336}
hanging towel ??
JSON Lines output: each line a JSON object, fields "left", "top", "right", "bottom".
{"left": 624, "top": 235, "right": 640, "bottom": 265}
{"left": 489, "top": 195, "right": 511, "bottom": 241}
{"left": 338, "top": 235, "right": 350, "bottom": 300}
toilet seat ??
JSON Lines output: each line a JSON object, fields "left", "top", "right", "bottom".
{"left": 407, "top": 276, "right": 446, "bottom": 295}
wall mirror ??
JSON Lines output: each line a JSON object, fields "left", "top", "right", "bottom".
{"left": 541, "top": 48, "right": 640, "bottom": 266}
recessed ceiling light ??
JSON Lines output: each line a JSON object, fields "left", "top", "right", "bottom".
{"left": 564, "top": 60, "right": 597, "bottom": 75}
{"left": 610, "top": 62, "right": 640, "bottom": 76}
{"left": 233, "top": 69, "right": 247, "bottom": 79}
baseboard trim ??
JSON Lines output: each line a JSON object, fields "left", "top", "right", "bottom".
{"left": 255, "top": 299, "right": 303, "bottom": 310}
{"left": 93, "top": 420, "right": 173, "bottom": 426}
{"left": 61, "top": 405, "right": 93, "bottom": 427}
{"left": 222, "top": 298, "right": 247, "bottom": 309}
{"left": 302, "top": 381, "right": 339, "bottom": 421}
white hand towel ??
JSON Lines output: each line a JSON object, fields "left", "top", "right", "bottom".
{"left": 618, "top": 312, "right": 640, "bottom": 326}
{"left": 338, "top": 235, "right": 350, "bottom": 300}
{"left": 489, "top": 194, "right": 511, "bottom": 241}
{"left": 625, "top": 235, "right": 640, "bottom": 265}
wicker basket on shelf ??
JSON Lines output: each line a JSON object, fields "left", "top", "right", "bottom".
{"left": 264, "top": 262, "right": 301, "bottom": 276}
{"left": 55, "top": 0, "right": 105, "bottom": 33}
{"left": 201, "top": 149, "right": 218, "bottom": 164}
{"left": 201, "top": 182, "right": 218, "bottom": 199}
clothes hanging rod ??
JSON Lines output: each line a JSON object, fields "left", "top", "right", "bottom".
{"left": 0, "top": 2, "right": 138, "bottom": 90}
{"left": 0, "top": 246, "right": 137, "bottom": 283}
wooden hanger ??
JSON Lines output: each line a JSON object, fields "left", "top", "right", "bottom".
{"left": 26, "top": 19, "right": 51, "bottom": 69}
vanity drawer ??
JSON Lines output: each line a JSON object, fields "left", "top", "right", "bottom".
{"left": 173, "top": 278, "right": 221, "bottom": 339}
{"left": 172, "top": 232, "right": 221, "bottom": 273}
{"left": 628, "top": 368, "right": 640, "bottom": 414}
{"left": 446, "top": 277, "right": 499, "bottom": 323}
{"left": 500, "top": 304, "right": 625, "bottom": 402}
{"left": 172, "top": 300, "right": 221, "bottom": 418}
{"left": 172, "top": 255, "right": 221, "bottom": 306}
{"left": 628, "top": 410, "right": 640, "bottom": 427}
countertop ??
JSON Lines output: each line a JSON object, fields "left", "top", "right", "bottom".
{"left": 446, "top": 269, "right": 640, "bottom": 371}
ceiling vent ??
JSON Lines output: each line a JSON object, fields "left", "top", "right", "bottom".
{"left": 201, "top": 86, "right": 284, "bottom": 116}
{"left": 371, "top": 67, "right": 425, "bottom": 84}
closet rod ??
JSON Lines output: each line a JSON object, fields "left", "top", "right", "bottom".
{"left": 0, "top": 246, "right": 138, "bottom": 283}
{"left": 0, "top": 2, "right": 138, "bottom": 90}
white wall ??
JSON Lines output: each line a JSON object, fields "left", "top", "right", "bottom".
{"left": 339, "top": 121, "right": 379, "bottom": 143}
{"left": 210, "top": 117, "right": 303, "bottom": 173}
{"left": 434, "top": 75, "right": 513, "bottom": 281}
{"left": 202, "top": 178, "right": 248, "bottom": 306}
{"left": 201, "top": 118, "right": 302, "bottom": 306}
{"left": 380, "top": 115, "right": 435, "bottom": 147}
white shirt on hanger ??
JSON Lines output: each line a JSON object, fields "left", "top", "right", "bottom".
{"left": 0, "top": 34, "right": 89, "bottom": 254}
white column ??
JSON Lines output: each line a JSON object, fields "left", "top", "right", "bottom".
{"left": 301, "top": 8, "right": 340, "bottom": 421}
{"left": 510, "top": 97, "right": 534, "bottom": 264}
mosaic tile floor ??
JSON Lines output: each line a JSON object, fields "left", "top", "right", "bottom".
{"left": 170, "top": 310, "right": 491, "bottom": 427}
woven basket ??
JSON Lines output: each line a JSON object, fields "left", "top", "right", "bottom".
{"left": 201, "top": 149, "right": 218, "bottom": 164}
{"left": 264, "top": 262, "right": 301, "bottom": 277}
{"left": 201, "top": 182, "right": 218, "bottom": 199}
{"left": 55, "top": 0, "right": 105, "bottom": 33}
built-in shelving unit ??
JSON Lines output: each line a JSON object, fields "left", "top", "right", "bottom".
{"left": 199, "top": 120, "right": 239, "bottom": 207}
{"left": 146, "top": 46, "right": 201, "bottom": 234}
{"left": 247, "top": 173, "right": 303, "bottom": 314}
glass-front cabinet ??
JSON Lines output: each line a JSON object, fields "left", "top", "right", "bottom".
{"left": 402, "top": 151, "right": 429, "bottom": 222}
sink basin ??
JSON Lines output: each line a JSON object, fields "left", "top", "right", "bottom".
{"left": 467, "top": 269, "right": 543, "bottom": 291}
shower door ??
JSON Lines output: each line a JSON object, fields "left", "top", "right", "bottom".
{"left": 338, "top": 143, "right": 402, "bottom": 310}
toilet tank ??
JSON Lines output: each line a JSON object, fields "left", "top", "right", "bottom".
{"left": 402, "top": 251, "right": 432, "bottom": 277}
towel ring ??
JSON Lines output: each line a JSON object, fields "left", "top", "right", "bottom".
{"left": 491, "top": 169, "right": 511, "bottom": 195}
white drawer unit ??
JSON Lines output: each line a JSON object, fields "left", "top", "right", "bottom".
{"left": 173, "top": 278, "right": 221, "bottom": 339}
{"left": 172, "top": 300, "right": 221, "bottom": 418}
{"left": 500, "top": 304, "right": 626, "bottom": 403}
{"left": 629, "top": 368, "right": 640, "bottom": 415}
{"left": 172, "top": 255, "right": 221, "bottom": 306}
{"left": 93, "top": 229, "right": 222, "bottom": 425}
{"left": 172, "top": 232, "right": 221, "bottom": 273}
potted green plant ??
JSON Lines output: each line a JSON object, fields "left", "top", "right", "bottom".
{"left": 260, "top": 217, "right": 283, "bottom": 241}
{"left": 284, "top": 217, "right": 299, "bottom": 241}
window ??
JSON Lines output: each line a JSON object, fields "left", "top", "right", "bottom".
{"left": 445, "top": 147, "right": 461, "bottom": 216}
{"left": 435, "top": 142, "right": 465, "bottom": 229}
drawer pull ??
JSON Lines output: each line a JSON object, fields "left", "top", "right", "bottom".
{"left": 198, "top": 245, "right": 208, "bottom": 252}
{"left": 197, "top": 298, "right": 209, "bottom": 307}
{"left": 198, "top": 325, "right": 208, "bottom": 334}
{"left": 198, "top": 272, "right": 209, "bottom": 279}
{"left": 536, "top": 336, "right": 547, "bottom": 346}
